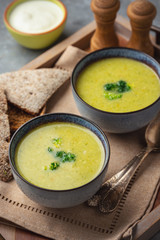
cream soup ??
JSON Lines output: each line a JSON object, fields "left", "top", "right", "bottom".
{"left": 9, "top": 0, "right": 64, "bottom": 34}
{"left": 15, "top": 122, "right": 105, "bottom": 190}
{"left": 76, "top": 58, "right": 160, "bottom": 113}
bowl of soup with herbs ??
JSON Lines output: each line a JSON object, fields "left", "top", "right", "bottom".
{"left": 72, "top": 48, "right": 160, "bottom": 133}
{"left": 9, "top": 113, "right": 110, "bottom": 208}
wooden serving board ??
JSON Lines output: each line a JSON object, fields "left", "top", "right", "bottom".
{"left": 1, "top": 15, "right": 160, "bottom": 240}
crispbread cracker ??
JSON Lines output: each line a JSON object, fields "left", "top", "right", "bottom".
{"left": 0, "top": 90, "right": 12, "bottom": 182}
{"left": 0, "top": 90, "right": 10, "bottom": 141}
{"left": 8, "top": 102, "right": 46, "bottom": 133}
{"left": 0, "top": 89, "right": 8, "bottom": 113}
{"left": 0, "top": 140, "right": 12, "bottom": 182}
{"left": 0, "top": 141, "right": 9, "bottom": 161}
{"left": 0, "top": 68, "right": 70, "bottom": 115}
{"left": 0, "top": 114, "right": 10, "bottom": 141}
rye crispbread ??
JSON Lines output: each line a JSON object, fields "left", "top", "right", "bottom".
{"left": 0, "top": 90, "right": 10, "bottom": 141}
{"left": 0, "top": 140, "right": 9, "bottom": 161}
{"left": 0, "top": 114, "right": 10, "bottom": 141}
{"left": 0, "top": 140, "right": 12, "bottom": 182}
{"left": 8, "top": 102, "right": 46, "bottom": 133}
{"left": 0, "top": 90, "right": 12, "bottom": 182}
{"left": 0, "top": 68, "right": 70, "bottom": 115}
{"left": 0, "top": 89, "right": 8, "bottom": 113}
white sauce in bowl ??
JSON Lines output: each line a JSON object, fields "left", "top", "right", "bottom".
{"left": 9, "top": 0, "right": 64, "bottom": 34}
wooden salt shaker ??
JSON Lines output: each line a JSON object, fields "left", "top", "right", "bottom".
{"left": 90, "top": 0, "right": 120, "bottom": 51}
{"left": 127, "top": 0, "right": 156, "bottom": 57}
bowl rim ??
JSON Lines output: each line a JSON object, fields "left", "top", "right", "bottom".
{"left": 71, "top": 47, "right": 160, "bottom": 115}
{"left": 9, "top": 112, "right": 110, "bottom": 192}
{"left": 3, "top": 0, "right": 67, "bottom": 36}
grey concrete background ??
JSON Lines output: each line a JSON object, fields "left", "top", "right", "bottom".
{"left": 0, "top": 0, "right": 160, "bottom": 73}
{"left": 0, "top": 0, "right": 160, "bottom": 239}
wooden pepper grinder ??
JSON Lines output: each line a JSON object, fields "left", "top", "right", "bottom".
{"left": 90, "top": 0, "right": 120, "bottom": 51}
{"left": 127, "top": 0, "right": 156, "bottom": 56}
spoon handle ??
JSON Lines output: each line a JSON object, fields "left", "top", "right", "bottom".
{"left": 87, "top": 147, "right": 152, "bottom": 213}
{"left": 99, "top": 147, "right": 152, "bottom": 213}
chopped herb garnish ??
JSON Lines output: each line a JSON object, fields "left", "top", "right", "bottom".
{"left": 49, "top": 162, "right": 60, "bottom": 170}
{"left": 56, "top": 151, "right": 65, "bottom": 158}
{"left": 104, "top": 83, "right": 116, "bottom": 91}
{"left": 52, "top": 138, "right": 62, "bottom": 148}
{"left": 47, "top": 140, "right": 76, "bottom": 170}
{"left": 48, "top": 147, "right": 53, "bottom": 152}
{"left": 44, "top": 166, "right": 47, "bottom": 170}
{"left": 104, "top": 92, "right": 122, "bottom": 100}
{"left": 117, "top": 80, "right": 131, "bottom": 93}
{"left": 56, "top": 151, "right": 76, "bottom": 163}
{"left": 104, "top": 80, "right": 131, "bottom": 100}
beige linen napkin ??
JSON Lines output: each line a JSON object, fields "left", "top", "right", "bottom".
{"left": 0, "top": 46, "right": 159, "bottom": 240}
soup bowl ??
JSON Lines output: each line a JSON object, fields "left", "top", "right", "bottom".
{"left": 71, "top": 47, "right": 160, "bottom": 133}
{"left": 4, "top": 0, "right": 67, "bottom": 49}
{"left": 9, "top": 113, "right": 110, "bottom": 208}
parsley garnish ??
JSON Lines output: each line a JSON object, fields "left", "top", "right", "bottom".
{"left": 48, "top": 147, "right": 53, "bottom": 152}
{"left": 49, "top": 162, "right": 60, "bottom": 170}
{"left": 56, "top": 151, "right": 76, "bottom": 163}
{"left": 117, "top": 80, "right": 131, "bottom": 93}
{"left": 44, "top": 166, "right": 47, "bottom": 170}
{"left": 47, "top": 145, "right": 76, "bottom": 171}
{"left": 52, "top": 138, "right": 62, "bottom": 148}
{"left": 104, "top": 80, "right": 131, "bottom": 100}
{"left": 104, "top": 83, "right": 116, "bottom": 91}
{"left": 104, "top": 92, "right": 122, "bottom": 100}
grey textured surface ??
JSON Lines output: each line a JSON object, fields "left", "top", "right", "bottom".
{"left": 0, "top": 0, "right": 160, "bottom": 239}
{"left": 1, "top": 0, "right": 160, "bottom": 73}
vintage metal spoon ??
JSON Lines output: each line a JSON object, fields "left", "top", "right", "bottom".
{"left": 87, "top": 112, "right": 160, "bottom": 213}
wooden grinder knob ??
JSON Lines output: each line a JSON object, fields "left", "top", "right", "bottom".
{"left": 127, "top": 0, "right": 156, "bottom": 56}
{"left": 90, "top": 0, "right": 120, "bottom": 51}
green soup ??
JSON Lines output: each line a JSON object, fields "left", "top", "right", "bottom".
{"left": 15, "top": 122, "right": 105, "bottom": 190}
{"left": 76, "top": 58, "right": 160, "bottom": 113}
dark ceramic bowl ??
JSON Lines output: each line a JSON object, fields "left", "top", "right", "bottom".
{"left": 9, "top": 113, "right": 110, "bottom": 208}
{"left": 71, "top": 47, "right": 160, "bottom": 133}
